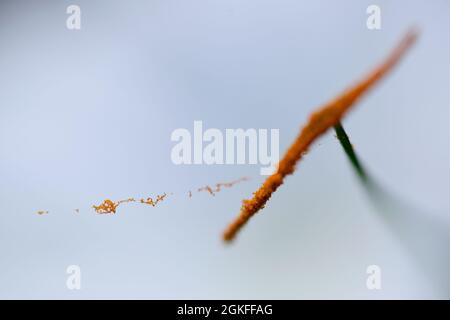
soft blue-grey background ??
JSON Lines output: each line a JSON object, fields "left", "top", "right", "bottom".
{"left": 0, "top": 0, "right": 449, "bottom": 299}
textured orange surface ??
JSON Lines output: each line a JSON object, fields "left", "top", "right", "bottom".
{"left": 223, "top": 30, "right": 418, "bottom": 242}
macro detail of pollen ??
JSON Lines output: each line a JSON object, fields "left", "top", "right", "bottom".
{"left": 92, "top": 195, "right": 167, "bottom": 214}
{"left": 88, "top": 177, "right": 249, "bottom": 215}
{"left": 32, "top": 29, "right": 417, "bottom": 244}
{"left": 93, "top": 199, "right": 120, "bottom": 214}
{"left": 198, "top": 177, "right": 250, "bottom": 196}
{"left": 222, "top": 30, "right": 417, "bottom": 242}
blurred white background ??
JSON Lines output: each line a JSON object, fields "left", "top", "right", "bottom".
{"left": 0, "top": 0, "right": 449, "bottom": 298}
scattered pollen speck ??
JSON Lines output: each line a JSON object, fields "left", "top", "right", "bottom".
{"left": 198, "top": 185, "right": 215, "bottom": 196}
{"left": 198, "top": 177, "right": 250, "bottom": 196}
{"left": 140, "top": 193, "right": 167, "bottom": 207}
{"left": 117, "top": 198, "right": 136, "bottom": 205}
{"left": 87, "top": 178, "right": 249, "bottom": 215}
{"left": 93, "top": 199, "right": 119, "bottom": 214}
